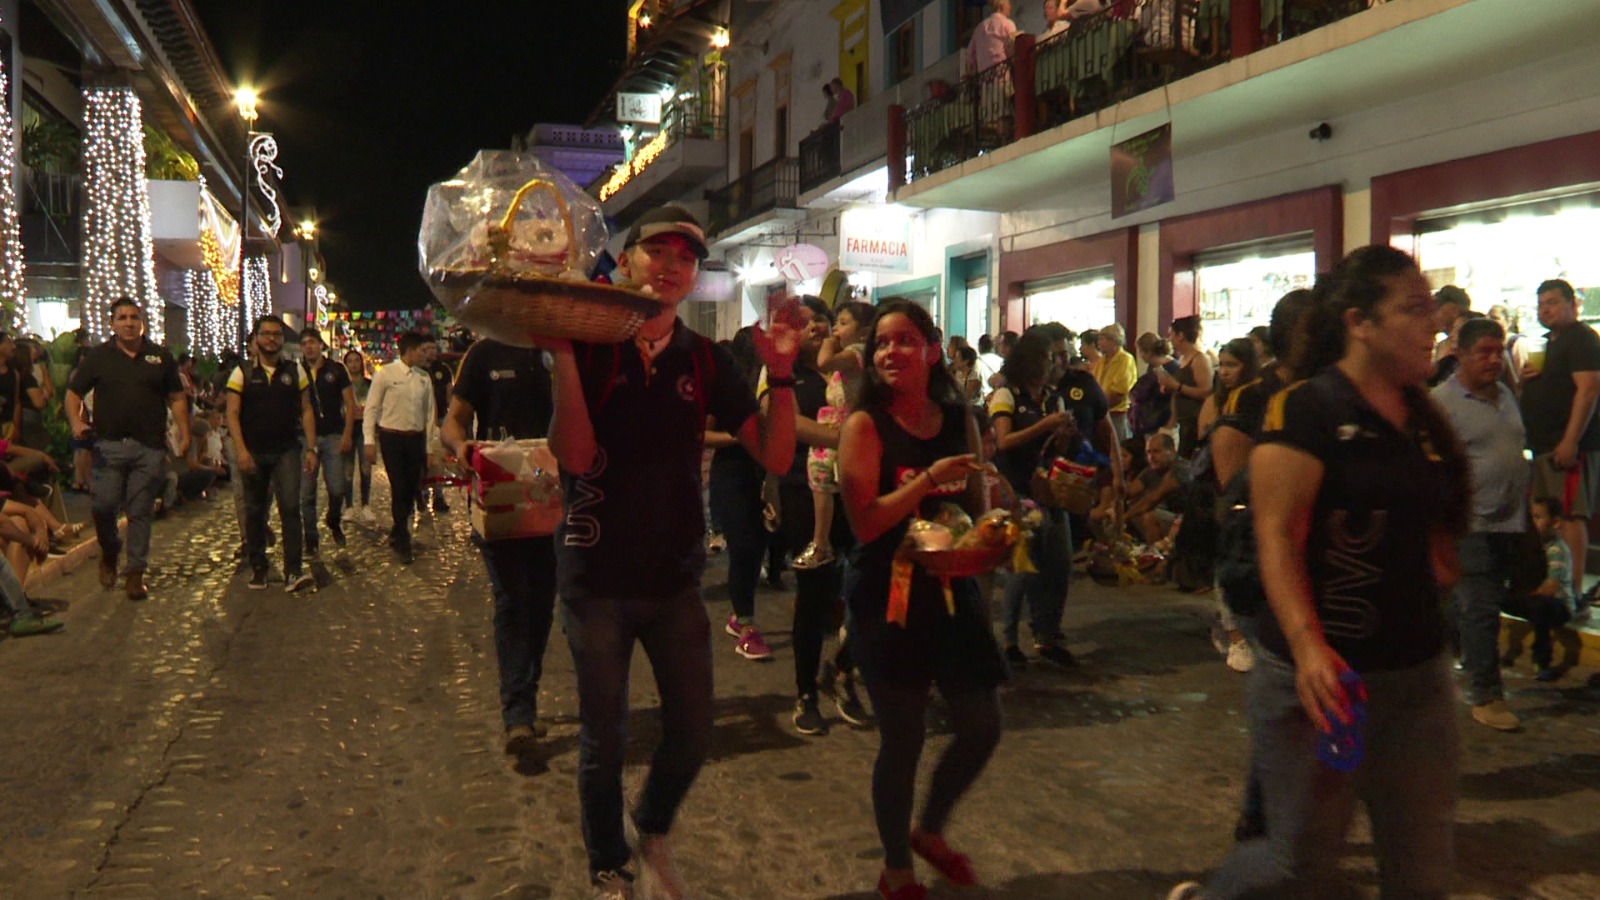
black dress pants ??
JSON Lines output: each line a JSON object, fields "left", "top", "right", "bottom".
{"left": 378, "top": 430, "right": 425, "bottom": 548}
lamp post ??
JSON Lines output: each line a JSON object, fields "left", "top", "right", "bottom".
{"left": 295, "top": 219, "right": 317, "bottom": 329}
{"left": 234, "top": 87, "right": 258, "bottom": 354}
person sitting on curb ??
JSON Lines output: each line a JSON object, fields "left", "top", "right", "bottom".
{"left": 0, "top": 542, "right": 61, "bottom": 637}
{"left": 1123, "top": 432, "right": 1190, "bottom": 546}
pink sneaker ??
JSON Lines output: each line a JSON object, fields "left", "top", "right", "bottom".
{"left": 725, "top": 614, "right": 744, "bottom": 638}
{"left": 735, "top": 625, "right": 773, "bottom": 660}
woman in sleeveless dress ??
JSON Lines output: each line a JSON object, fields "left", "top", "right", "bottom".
{"left": 838, "top": 300, "right": 1006, "bottom": 900}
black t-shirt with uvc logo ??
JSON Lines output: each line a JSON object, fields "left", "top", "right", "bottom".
{"left": 1253, "top": 368, "right": 1463, "bottom": 672}
{"left": 556, "top": 323, "right": 756, "bottom": 601}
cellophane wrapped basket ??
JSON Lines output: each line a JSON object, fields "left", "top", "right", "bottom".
{"left": 418, "top": 151, "right": 658, "bottom": 346}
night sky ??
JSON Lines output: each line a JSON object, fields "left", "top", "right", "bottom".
{"left": 190, "top": 1, "right": 626, "bottom": 312}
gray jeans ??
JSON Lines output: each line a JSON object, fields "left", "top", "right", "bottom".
{"left": 298, "top": 433, "right": 346, "bottom": 548}
{"left": 0, "top": 552, "right": 35, "bottom": 618}
{"left": 90, "top": 438, "right": 167, "bottom": 573}
{"left": 1205, "top": 651, "right": 1459, "bottom": 900}
{"left": 242, "top": 445, "right": 304, "bottom": 578}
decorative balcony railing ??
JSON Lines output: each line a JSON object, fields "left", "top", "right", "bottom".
{"left": 799, "top": 119, "right": 842, "bottom": 195}
{"left": 706, "top": 157, "right": 798, "bottom": 236}
{"left": 895, "top": 0, "right": 1376, "bottom": 187}
{"left": 904, "top": 57, "right": 1015, "bottom": 182}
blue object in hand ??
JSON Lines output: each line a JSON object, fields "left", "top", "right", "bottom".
{"left": 1317, "top": 669, "right": 1367, "bottom": 773}
{"left": 1073, "top": 442, "right": 1111, "bottom": 468}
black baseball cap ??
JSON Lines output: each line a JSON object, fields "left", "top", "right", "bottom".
{"left": 624, "top": 205, "right": 710, "bottom": 260}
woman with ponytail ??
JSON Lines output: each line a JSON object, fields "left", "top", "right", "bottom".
{"left": 1170, "top": 246, "right": 1471, "bottom": 900}
{"left": 839, "top": 300, "right": 1005, "bottom": 900}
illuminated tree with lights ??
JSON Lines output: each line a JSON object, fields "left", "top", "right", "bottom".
{"left": 244, "top": 255, "right": 270, "bottom": 326}
{"left": 82, "top": 84, "right": 162, "bottom": 342}
{"left": 0, "top": 41, "right": 26, "bottom": 332}
{"left": 184, "top": 269, "right": 229, "bottom": 359}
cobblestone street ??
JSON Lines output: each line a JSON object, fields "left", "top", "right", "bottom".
{"left": 2, "top": 480, "right": 1598, "bottom": 900}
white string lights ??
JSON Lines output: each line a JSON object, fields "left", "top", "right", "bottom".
{"left": 244, "top": 255, "right": 270, "bottom": 326}
{"left": 83, "top": 85, "right": 162, "bottom": 342}
{"left": 0, "top": 38, "right": 26, "bottom": 334}
{"left": 183, "top": 269, "right": 229, "bottom": 359}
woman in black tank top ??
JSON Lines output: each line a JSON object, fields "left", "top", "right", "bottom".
{"left": 838, "top": 301, "right": 1006, "bottom": 900}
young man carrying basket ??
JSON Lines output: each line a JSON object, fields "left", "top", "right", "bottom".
{"left": 540, "top": 205, "right": 803, "bottom": 900}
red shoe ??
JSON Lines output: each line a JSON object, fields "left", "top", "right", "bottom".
{"left": 909, "top": 828, "right": 978, "bottom": 886}
{"left": 877, "top": 874, "right": 928, "bottom": 900}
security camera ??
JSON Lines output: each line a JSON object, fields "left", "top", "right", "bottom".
{"left": 1309, "top": 122, "right": 1332, "bottom": 141}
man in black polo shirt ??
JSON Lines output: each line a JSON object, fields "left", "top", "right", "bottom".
{"left": 543, "top": 205, "right": 800, "bottom": 899}
{"left": 66, "top": 297, "right": 189, "bottom": 601}
{"left": 297, "top": 328, "right": 355, "bottom": 556}
{"left": 226, "top": 315, "right": 317, "bottom": 593}
{"left": 419, "top": 338, "right": 454, "bottom": 514}
{"left": 441, "top": 336, "right": 557, "bottom": 755}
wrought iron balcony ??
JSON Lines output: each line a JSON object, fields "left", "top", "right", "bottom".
{"left": 706, "top": 157, "right": 799, "bottom": 237}
{"left": 799, "top": 120, "right": 843, "bottom": 195}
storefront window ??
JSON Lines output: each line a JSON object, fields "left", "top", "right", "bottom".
{"left": 1415, "top": 204, "right": 1600, "bottom": 332}
{"left": 1194, "top": 247, "right": 1315, "bottom": 347}
{"left": 965, "top": 278, "right": 989, "bottom": 344}
{"left": 1025, "top": 269, "right": 1115, "bottom": 336}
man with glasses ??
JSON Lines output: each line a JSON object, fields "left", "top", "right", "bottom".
{"left": 226, "top": 316, "right": 317, "bottom": 592}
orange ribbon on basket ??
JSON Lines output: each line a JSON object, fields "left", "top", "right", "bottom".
{"left": 887, "top": 549, "right": 915, "bottom": 627}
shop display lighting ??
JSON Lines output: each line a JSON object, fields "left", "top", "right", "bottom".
{"left": 83, "top": 85, "right": 162, "bottom": 343}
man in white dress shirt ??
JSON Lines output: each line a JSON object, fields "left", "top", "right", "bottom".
{"left": 363, "top": 331, "right": 437, "bottom": 564}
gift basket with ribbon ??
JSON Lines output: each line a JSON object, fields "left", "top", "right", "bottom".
{"left": 465, "top": 436, "right": 563, "bottom": 541}
{"left": 419, "top": 151, "right": 660, "bottom": 347}
{"left": 885, "top": 469, "right": 1043, "bottom": 626}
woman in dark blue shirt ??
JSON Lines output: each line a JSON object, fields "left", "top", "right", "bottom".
{"left": 1171, "top": 246, "right": 1472, "bottom": 900}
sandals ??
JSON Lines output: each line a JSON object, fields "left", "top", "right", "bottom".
{"left": 53, "top": 523, "right": 85, "bottom": 543}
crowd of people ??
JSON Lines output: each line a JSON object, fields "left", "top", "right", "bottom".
{"left": 7, "top": 194, "right": 1595, "bottom": 900}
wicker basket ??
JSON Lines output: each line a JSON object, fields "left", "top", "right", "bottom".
{"left": 909, "top": 544, "right": 1013, "bottom": 579}
{"left": 428, "top": 179, "right": 659, "bottom": 346}
{"left": 1031, "top": 468, "right": 1097, "bottom": 515}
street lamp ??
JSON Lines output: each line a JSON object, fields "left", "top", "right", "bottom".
{"left": 234, "top": 86, "right": 259, "bottom": 354}
{"left": 295, "top": 219, "right": 318, "bottom": 327}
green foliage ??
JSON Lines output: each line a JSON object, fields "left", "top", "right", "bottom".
{"left": 144, "top": 126, "right": 200, "bottom": 182}
{"left": 21, "top": 117, "right": 79, "bottom": 173}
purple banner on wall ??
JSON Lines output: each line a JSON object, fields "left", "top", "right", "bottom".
{"left": 1110, "top": 123, "right": 1175, "bottom": 218}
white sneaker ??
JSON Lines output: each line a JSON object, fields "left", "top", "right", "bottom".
{"left": 1225, "top": 639, "right": 1255, "bottom": 673}
{"left": 358, "top": 506, "right": 377, "bottom": 526}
